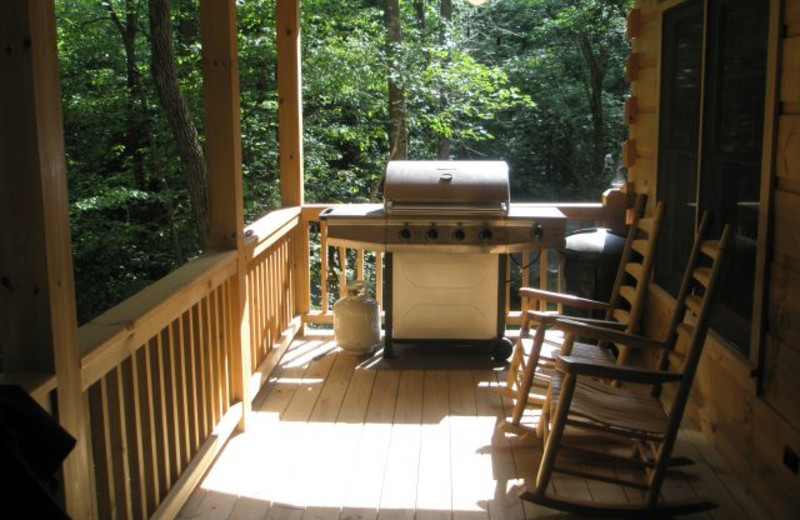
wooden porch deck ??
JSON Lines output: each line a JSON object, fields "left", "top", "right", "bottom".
{"left": 177, "top": 334, "right": 769, "bottom": 520}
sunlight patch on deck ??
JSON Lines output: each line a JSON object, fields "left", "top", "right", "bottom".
{"left": 196, "top": 413, "right": 507, "bottom": 512}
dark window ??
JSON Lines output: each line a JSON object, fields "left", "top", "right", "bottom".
{"left": 656, "top": 0, "right": 704, "bottom": 296}
{"left": 656, "top": 0, "right": 769, "bottom": 353}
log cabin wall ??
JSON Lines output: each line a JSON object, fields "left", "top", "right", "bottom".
{"left": 629, "top": 0, "right": 800, "bottom": 517}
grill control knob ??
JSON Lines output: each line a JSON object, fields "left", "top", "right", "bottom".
{"left": 452, "top": 228, "right": 466, "bottom": 241}
{"left": 425, "top": 227, "right": 439, "bottom": 241}
{"left": 478, "top": 228, "right": 493, "bottom": 243}
{"left": 399, "top": 228, "right": 411, "bottom": 240}
{"left": 531, "top": 223, "right": 544, "bottom": 239}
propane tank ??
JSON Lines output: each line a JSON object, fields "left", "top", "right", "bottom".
{"left": 333, "top": 280, "right": 381, "bottom": 354}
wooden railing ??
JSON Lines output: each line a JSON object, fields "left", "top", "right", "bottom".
{"left": 9, "top": 195, "right": 624, "bottom": 519}
{"left": 77, "top": 252, "right": 241, "bottom": 519}
{"left": 65, "top": 207, "right": 306, "bottom": 519}
{"left": 243, "top": 207, "right": 305, "bottom": 392}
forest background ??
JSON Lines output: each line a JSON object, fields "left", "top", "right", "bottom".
{"left": 56, "top": 0, "right": 632, "bottom": 323}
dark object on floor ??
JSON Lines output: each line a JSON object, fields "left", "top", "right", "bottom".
{"left": 0, "top": 385, "right": 76, "bottom": 519}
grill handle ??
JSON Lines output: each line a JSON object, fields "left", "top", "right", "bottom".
{"left": 385, "top": 201, "right": 508, "bottom": 216}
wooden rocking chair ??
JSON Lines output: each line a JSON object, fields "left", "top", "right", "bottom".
{"left": 498, "top": 197, "right": 665, "bottom": 437}
{"left": 519, "top": 213, "right": 731, "bottom": 517}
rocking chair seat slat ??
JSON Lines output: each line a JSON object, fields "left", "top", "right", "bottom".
{"left": 548, "top": 373, "right": 671, "bottom": 435}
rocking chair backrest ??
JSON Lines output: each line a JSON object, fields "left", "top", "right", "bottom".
{"left": 603, "top": 197, "right": 666, "bottom": 366}
{"left": 658, "top": 213, "right": 731, "bottom": 380}
{"left": 640, "top": 212, "right": 731, "bottom": 504}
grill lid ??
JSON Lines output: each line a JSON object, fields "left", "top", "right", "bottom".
{"left": 384, "top": 160, "right": 510, "bottom": 216}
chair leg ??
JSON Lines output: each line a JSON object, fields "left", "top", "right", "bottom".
{"left": 536, "top": 395, "right": 550, "bottom": 439}
{"left": 510, "top": 323, "right": 547, "bottom": 426}
{"left": 533, "top": 372, "right": 577, "bottom": 495}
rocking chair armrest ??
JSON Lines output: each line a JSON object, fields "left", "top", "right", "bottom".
{"left": 519, "top": 287, "right": 609, "bottom": 310}
{"left": 553, "top": 318, "right": 667, "bottom": 351}
{"left": 525, "top": 311, "right": 627, "bottom": 330}
{"left": 556, "top": 356, "right": 684, "bottom": 385}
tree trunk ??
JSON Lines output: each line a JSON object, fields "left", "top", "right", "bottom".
{"left": 177, "top": 0, "right": 197, "bottom": 58}
{"left": 106, "top": 0, "right": 185, "bottom": 264}
{"left": 372, "top": 0, "right": 407, "bottom": 202}
{"left": 149, "top": 0, "right": 209, "bottom": 247}
{"left": 437, "top": 0, "right": 452, "bottom": 160}
{"left": 384, "top": 0, "right": 407, "bottom": 162}
{"left": 579, "top": 36, "right": 606, "bottom": 185}
{"left": 413, "top": 0, "right": 426, "bottom": 31}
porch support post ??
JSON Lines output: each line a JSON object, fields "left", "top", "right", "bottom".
{"left": 0, "top": 1, "right": 93, "bottom": 517}
{"left": 277, "top": 0, "right": 304, "bottom": 207}
{"left": 199, "top": 0, "right": 251, "bottom": 428}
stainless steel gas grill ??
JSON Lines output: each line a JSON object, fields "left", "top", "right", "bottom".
{"left": 320, "top": 160, "right": 566, "bottom": 360}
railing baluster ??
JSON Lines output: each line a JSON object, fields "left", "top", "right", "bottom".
{"left": 115, "top": 361, "right": 136, "bottom": 520}
{"left": 203, "top": 297, "right": 219, "bottom": 429}
{"left": 88, "top": 379, "right": 113, "bottom": 518}
{"left": 165, "top": 322, "right": 181, "bottom": 479}
{"left": 376, "top": 252, "right": 383, "bottom": 307}
{"left": 505, "top": 255, "right": 511, "bottom": 317}
{"left": 141, "top": 341, "right": 161, "bottom": 510}
{"left": 183, "top": 312, "right": 200, "bottom": 456}
{"left": 211, "top": 287, "right": 224, "bottom": 420}
{"left": 221, "top": 282, "right": 232, "bottom": 408}
{"left": 174, "top": 318, "right": 189, "bottom": 470}
{"left": 357, "top": 248, "right": 365, "bottom": 281}
{"left": 127, "top": 347, "right": 148, "bottom": 517}
{"left": 320, "top": 220, "right": 329, "bottom": 312}
{"left": 539, "top": 249, "right": 549, "bottom": 312}
{"left": 338, "top": 246, "right": 347, "bottom": 299}
{"left": 283, "top": 238, "right": 290, "bottom": 329}
{"left": 265, "top": 249, "right": 273, "bottom": 353}
{"left": 155, "top": 330, "right": 172, "bottom": 488}
{"left": 522, "top": 251, "right": 531, "bottom": 315}
{"left": 253, "top": 256, "right": 261, "bottom": 361}
{"left": 270, "top": 244, "right": 279, "bottom": 343}
{"left": 192, "top": 304, "right": 209, "bottom": 439}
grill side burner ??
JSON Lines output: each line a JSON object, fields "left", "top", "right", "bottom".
{"left": 320, "top": 160, "right": 566, "bottom": 360}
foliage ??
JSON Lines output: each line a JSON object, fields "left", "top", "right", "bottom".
{"left": 462, "top": 0, "right": 632, "bottom": 200}
{"left": 56, "top": 0, "right": 631, "bottom": 323}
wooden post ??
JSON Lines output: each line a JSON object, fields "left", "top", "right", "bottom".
{"left": 0, "top": 2, "right": 93, "bottom": 517}
{"left": 199, "top": 0, "right": 251, "bottom": 429}
{"left": 276, "top": 0, "right": 304, "bottom": 207}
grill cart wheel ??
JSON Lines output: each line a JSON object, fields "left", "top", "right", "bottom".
{"left": 490, "top": 336, "right": 514, "bottom": 361}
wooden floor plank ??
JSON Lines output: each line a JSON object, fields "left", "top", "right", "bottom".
{"left": 303, "top": 365, "right": 377, "bottom": 519}
{"left": 193, "top": 489, "right": 238, "bottom": 520}
{"left": 473, "top": 370, "right": 528, "bottom": 520}
{"left": 449, "top": 370, "right": 491, "bottom": 520}
{"left": 301, "top": 354, "right": 364, "bottom": 520}
{"left": 341, "top": 370, "right": 401, "bottom": 520}
{"left": 378, "top": 370, "right": 425, "bottom": 520}
{"left": 310, "top": 354, "right": 361, "bottom": 422}
{"left": 177, "top": 487, "right": 208, "bottom": 519}
{"left": 416, "top": 370, "right": 452, "bottom": 520}
{"left": 674, "top": 429, "right": 752, "bottom": 520}
{"left": 281, "top": 352, "right": 337, "bottom": 422}
{"left": 227, "top": 496, "right": 271, "bottom": 520}
{"left": 680, "top": 425, "right": 769, "bottom": 519}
